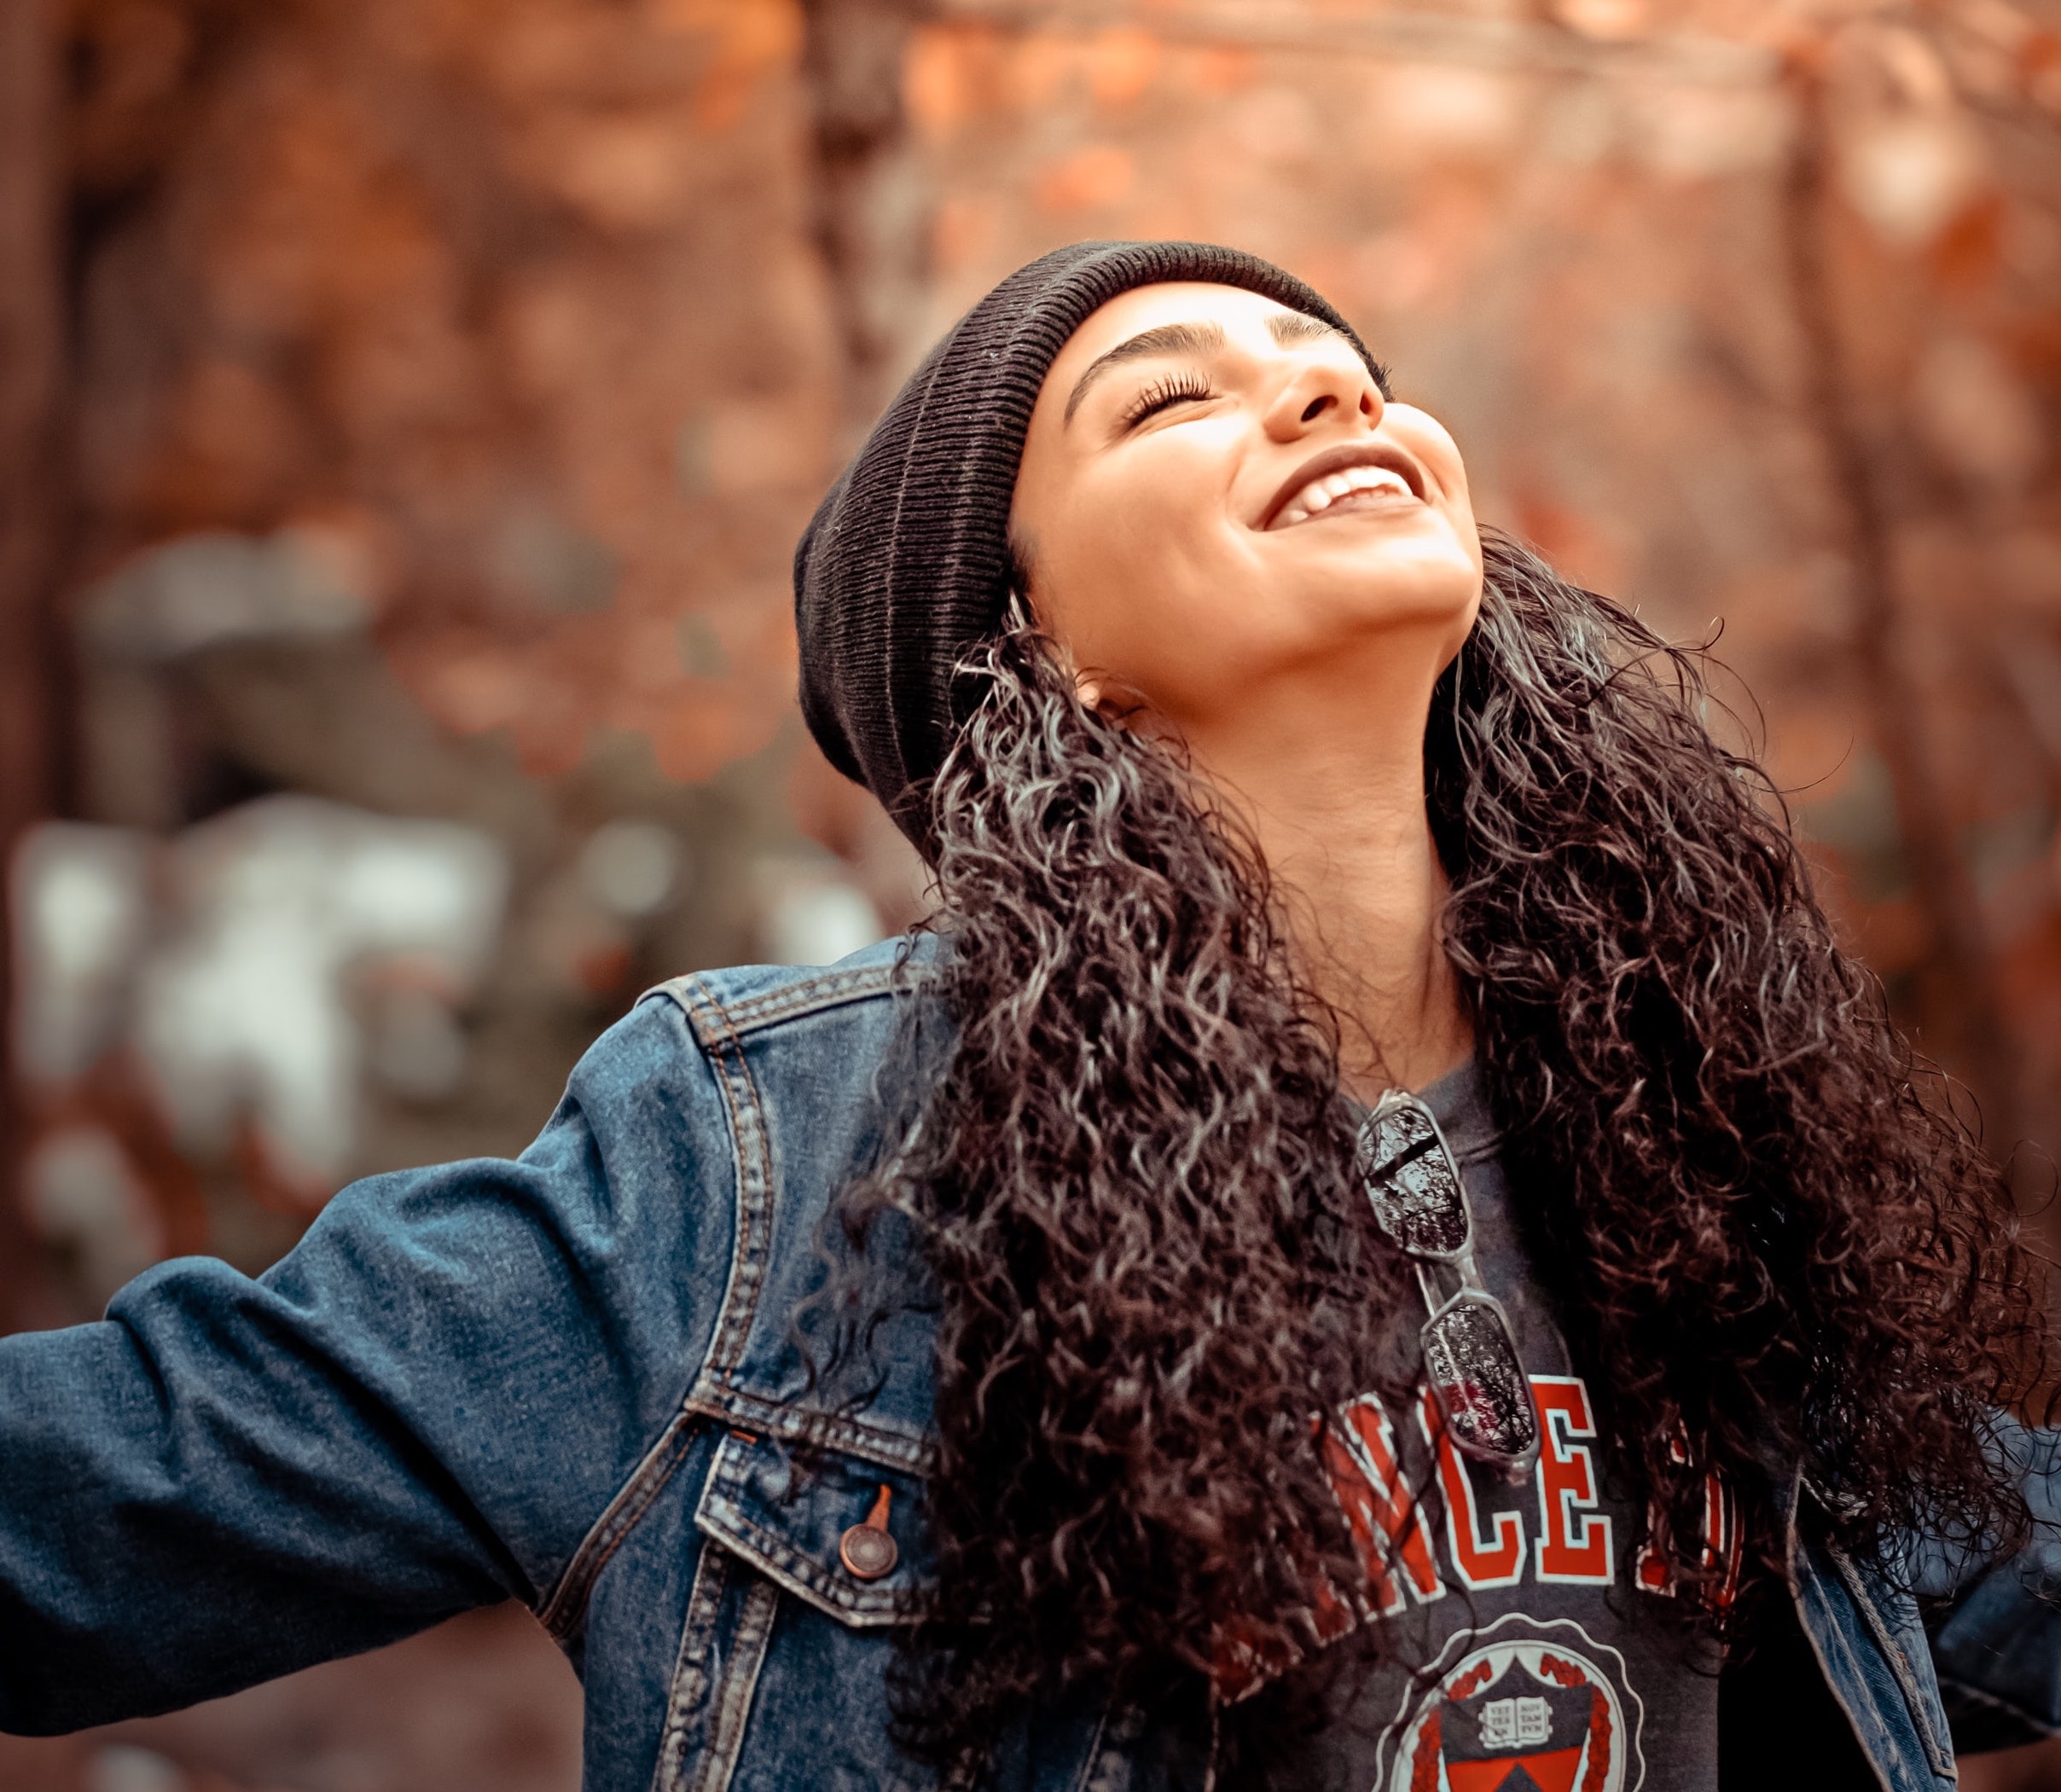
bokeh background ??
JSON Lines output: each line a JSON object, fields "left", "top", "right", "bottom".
{"left": 3, "top": 0, "right": 2061, "bottom": 1785}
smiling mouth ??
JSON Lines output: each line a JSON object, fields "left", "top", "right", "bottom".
{"left": 1262, "top": 444, "right": 1426, "bottom": 531}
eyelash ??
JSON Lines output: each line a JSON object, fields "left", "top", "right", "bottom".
{"left": 1122, "top": 371, "right": 1214, "bottom": 429}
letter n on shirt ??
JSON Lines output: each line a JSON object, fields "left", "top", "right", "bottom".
{"left": 1322, "top": 1395, "right": 1445, "bottom": 1614}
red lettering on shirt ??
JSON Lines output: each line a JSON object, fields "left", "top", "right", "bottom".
{"left": 1634, "top": 1532, "right": 1673, "bottom": 1594}
{"left": 1702, "top": 1467, "right": 1742, "bottom": 1609}
{"left": 1532, "top": 1376, "right": 1613, "bottom": 1584}
{"left": 1634, "top": 1435, "right": 1683, "bottom": 1594}
{"left": 1323, "top": 1394, "right": 1444, "bottom": 1613}
{"left": 1634, "top": 1429, "right": 1742, "bottom": 1606}
{"left": 1419, "top": 1388, "right": 1526, "bottom": 1590}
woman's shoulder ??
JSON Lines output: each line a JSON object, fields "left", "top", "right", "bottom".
{"left": 547, "top": 930, "right": 945, "bottom": 1216}
{"left": 639, "top": 929, "right": 942, "bottom": 1045}
{"left": 550, "top": 931, "right": 943, "bottom": 1106}
{"left": 549, "top": 931, "right": 947, "bottom": 1461}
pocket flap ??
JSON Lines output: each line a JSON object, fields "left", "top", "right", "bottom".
{"left": 694, "top": 1429, "right": 928, "bottom": 1629}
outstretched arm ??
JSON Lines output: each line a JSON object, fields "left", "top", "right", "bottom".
{"left": 0, "top": 994, "right": 732, "bottom": 1733}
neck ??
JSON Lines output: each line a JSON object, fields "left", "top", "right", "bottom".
{"left": 1179, "top": 648, "right": 1473, "bottom": 1099}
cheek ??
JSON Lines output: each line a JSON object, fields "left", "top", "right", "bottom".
{"left": 1452, "top": 487, "right": 1483, "bottom": 566}
{"left": 1039, "top": 452, "right": 1241, "bottom": 664}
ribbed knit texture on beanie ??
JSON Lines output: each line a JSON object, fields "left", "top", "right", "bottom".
{"left": 793, "top": 240, "right": 1378, "bottom": 852}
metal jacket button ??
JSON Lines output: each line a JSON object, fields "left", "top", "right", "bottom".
{"left": 839, "top": 1483, "right": 898, "bottom": 1580}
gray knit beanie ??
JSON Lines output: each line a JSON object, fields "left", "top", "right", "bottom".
{"left": 793, "top": 240, "right": 1378, "bottom": 851}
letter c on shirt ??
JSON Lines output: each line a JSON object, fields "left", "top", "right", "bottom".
{"left": 1421, "top": 1389, "right": 1526, "bottom": 1591}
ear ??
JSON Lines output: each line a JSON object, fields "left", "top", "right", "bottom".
{"left": 1075, "top": 674, "right": 1104, "bottom": 711}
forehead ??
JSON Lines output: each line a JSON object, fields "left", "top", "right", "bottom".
{"left": 1045, "top": 281, "right": 1311, "bottom": 376}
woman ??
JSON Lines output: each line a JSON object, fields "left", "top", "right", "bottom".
{"left": 1, "top": 241, "right": 2054, "bottom": 1792}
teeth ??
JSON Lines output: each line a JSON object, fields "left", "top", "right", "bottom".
{"left": 1346, "top": 466, "right": 1408, "bottom": 496}
{"left": 1274, "top": 461, "right": 1414, "bottom": 527}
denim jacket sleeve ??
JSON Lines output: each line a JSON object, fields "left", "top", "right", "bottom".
{"left": 0, "top": 991, "right": 735, "bottom": 1733}
{"left": 1919, "top": 1422, "right": 2061, "bottom": 1750}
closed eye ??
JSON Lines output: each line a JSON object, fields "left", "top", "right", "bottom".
{"left": 1121, "top": 370, "right": 1215, "bottom": 432}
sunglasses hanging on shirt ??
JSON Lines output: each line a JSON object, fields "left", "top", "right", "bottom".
{"left": 1355, "top": 1090, "right": 1541, "bottom": 1482}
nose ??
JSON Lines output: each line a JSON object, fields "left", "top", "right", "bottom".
{"left": 1263, "top": 358, "right": 1384, "bottom": 442}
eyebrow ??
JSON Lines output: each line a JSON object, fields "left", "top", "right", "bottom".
{"left": 1065, "top": 322, "right": 1225, "bottom": 424}
{"left": 1062, "top": 311, "right": 1347, "bottom": 424}
{"left": 1269, "top": 311, "right": 1341, "bottom": 347}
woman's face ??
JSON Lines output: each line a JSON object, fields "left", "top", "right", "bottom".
{"left": 1010, "top": 281, "right": 1483, "bottom": 731}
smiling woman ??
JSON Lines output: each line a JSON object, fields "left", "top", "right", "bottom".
{"left": 1007, "top": 280, "right": 1484, "bottom": 1095}
{"left": 796, "top": 242, "right": 2057, "bottom": 1789}
{"left": 2, "top": 241, "right": 2057, "bottom": 1792}
{"left": 1019, "top": 289, "right": 1470, "bottom": 698}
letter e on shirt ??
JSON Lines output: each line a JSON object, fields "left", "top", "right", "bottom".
{"left": 1532, "top": 1375, "right": 1614, "bottom": 1583}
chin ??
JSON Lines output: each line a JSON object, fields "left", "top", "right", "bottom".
{"left": 1280, "top": 518, "right": 1477, "bottom": 589}
{"left": 1308, "top": 561, "right": 1482, "bottom": 633}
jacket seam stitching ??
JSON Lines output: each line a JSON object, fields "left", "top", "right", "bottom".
{"left": 537, "top": 1406, "right": 705, "bottom": 1641}
{"left": 690, "top": 1575, "right": 781, "bottom": 1792}
{"left": 678, "top": 1388, "right": 934, "bottom": 1474}
{"left": 1823, "top": 1540, "right": 1958, "bottom": 1778}
{"left": 647, "top": 966, "right": 903, "bottom": 1037}
{"left": 1790, "top": 1592, "right": 1900, "bottom": 1792}
{"left": 662, "top": 971, "right": 940, "bottom": 1477}
{"left": 653, "top": 1542, "right": 731, "bottom": 1792}
{"left": 1785, "top": 1478, "right": 1902, "bottom": 1792}
{"left": 676, "top": 979, "right": 773, "bottom": 1377}
{"left": 717, "top": 969, "right": 899, "bottom": 1024}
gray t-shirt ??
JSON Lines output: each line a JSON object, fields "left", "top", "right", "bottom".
{"left": 1274, "top": 1061, "right": 1724, "bottom": 1792}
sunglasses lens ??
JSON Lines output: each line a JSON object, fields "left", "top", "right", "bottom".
{"left": 1356, "top": 1099, "right": 1469, "bottom": 1256}
{"left": 1423, "top": 1295, "right": 1538, "bottom": 1461}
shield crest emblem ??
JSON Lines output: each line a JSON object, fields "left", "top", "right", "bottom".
{"left": 1380, "top": 1616, "right": 1646, "bottom": 1792}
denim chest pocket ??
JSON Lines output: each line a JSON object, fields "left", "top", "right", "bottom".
{"left": 651, "top": 1429, "right": 936, "bottom": 1792}
{"left": 695, "top": 1428, "right": 927, "bottom": 1627}
{"left": 682, "top": 1436, "right": 1140, "bottom": 1792}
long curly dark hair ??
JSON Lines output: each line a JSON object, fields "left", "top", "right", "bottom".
{"left": 827, "top": 531, "right": 2044, "bottom": 1783}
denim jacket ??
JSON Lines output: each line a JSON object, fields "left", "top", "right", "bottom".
{"left": 2, "top": 936, "right": 2056, "bottom": 1791}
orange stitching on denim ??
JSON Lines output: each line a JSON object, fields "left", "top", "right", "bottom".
{"left": 677, "top": 977, "right": 771, "bottom": 1377}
